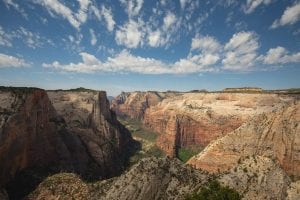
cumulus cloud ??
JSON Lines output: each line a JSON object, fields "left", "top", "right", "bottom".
{"left": 222, "top": 31, "right": 259, "bottom": 70}
{"left": 243, "top": 0, "right": 272, "bottom": 14}
{"left": 191, "top": 35, "right": 221, "bottom": 53}
{"left": 0, "top": 53, "right": 30, "bottom": 68}
{"left": 89, "top": 29, "right": 97, "bottom": 46}
{"left": 271, "top": 2, "right": 300, "bottom": 28}
{"left": 261, "top": 46, "right": 300, "bottom": 64}
{"left": 115, "top": 20, "right": 144, "bottom": 48}
{"left": 43, "top": 48, "right": 221, "bottom": 74}
{"left": 43, "top": 50, "right": 171, "bottom": 74}
{"left": 44, "top": 30, "right": 300, "bottom": 74}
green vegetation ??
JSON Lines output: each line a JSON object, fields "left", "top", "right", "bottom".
{"left": 118, "top": 117, "right": 164, "bottom": 167}
{"left": 185, "top": 180, "right": 241, "bottom": 200}
{"left": 0, "top": 86, "right": 41, "bottom": 96}
{"left": 264, "top": 88, "right": 300, "bottom": 94}
{"left": 49, "top": 87, "right": 97, "bottom": 92}
{"left": 178, "top": 146, "right": 203, "bottom": 163}
{"left": 119, "top": 118, "right": 158, "bottom": 142}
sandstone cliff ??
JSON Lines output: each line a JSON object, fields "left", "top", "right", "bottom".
{"left": 0, "top": 88, "right": 133, "bottom": 198}
{"left": 187, "top": 101, "right": 300, "bottom": 179}
{"left": 111, "top": 91, "right": 178, "bottom": 120}
{"left": 144, "top": 93, "right": 295, "bottom": 157}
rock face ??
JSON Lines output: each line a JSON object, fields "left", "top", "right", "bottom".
{"left": 111, "top": 91, "right": 178, "bottom": 120}
{"left": 287, "top": 181, "right": 300, "bottom": 200}
{"left": 187, "top": 101, "right": 300, "bottom": 178}
{"left": 219, "top": 156, "right": 290, "bottom": 200}
{"left": 143, "top": 93, "right": 295, "bottom": 157}
{"left": 48, "top": 91, "right": 133, "bottom": 177}
{"left": 0, "top": 88, "right": 133, "bottom": 195}
{"left": 29, "top": 156, "right": 292, "bottom": 200}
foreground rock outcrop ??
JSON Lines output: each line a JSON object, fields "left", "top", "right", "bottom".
{"left": 187, "top": 101, "right": 300, "bottom": 179}
{"left": 29, "top": 156, "right": 294, "bottom": 200}
{"left": 0, "top": 88, "right": 133, "bottom": 198}
{"left": 143, "top": 93, "right": 296, "bottom": 157}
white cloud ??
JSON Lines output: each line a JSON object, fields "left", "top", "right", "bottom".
{"left": 262, "top": 46, "right": 300, "bottom": 64}
{"left": 15, "top": 27, "right": 45, "bottom": 49}
{"left": 0, "top": 26, "right": 52, "bottom": 49}
{"left": 148, "top": 30, "right": 162, "bottom": 47}
{"left": 64, "top": 33, "right": 84, "bottom": 52}
{"left": 43, "top": 50, "right": 170, "bottom": 74}
{"left": 89, "top": 29, "right": 97, "bottom": 46}
{"left": 115, "top": 20, "right": 143, "bottom": 48}
{"left": 3, "top": 0, "right": 28, "bottom": 18}
{"left": 243, "top": 0, "right": 272, "bottom": 14}
{"left": 91, "top": 4, "right": 115, "bottom": 32}
{"left": 0, "top": 26, "right": 12, "bottom": 47}
{"left": 163, "top": 12, "right": 176, "bottom": 29}
{"left": 76, "top": 0, "right": 91, "bottom": 23}
{"left": 0, "top": 53, "right": 30, "bottom": 68}
{"left": 43, "top": 49, "right": 220, "bottom": 74}
{"left": 271, "top": 2, "right": 300, "bottom": 28}
{"left": 43, "top": 31, "right": 300, "bottom": 74}
{"left": 101, "top": 6, "right": 115, "bottom": 32}
{"left": 222, "top": 31, "right": 259, "bottom": 70}
{"left": 180, "top": 0, "right": 189, "bottom": 9}
{"left": 191, "top": 35, "right": 221, "bottom": 53}
{"left": 120, "top": 0, "right": 144, "bottom": 18}
{"left": 36, "top": 0, "right": 81, "bottom": 29}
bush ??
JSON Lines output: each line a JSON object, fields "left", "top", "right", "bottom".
{"left": 185, "top": 180, "right": 241, "bottom": 200}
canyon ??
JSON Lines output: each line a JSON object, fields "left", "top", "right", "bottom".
{"left": 0, "top": 87, "right": 133, "bottom": 199}
{"left": 113, "top": 91, "right": 297, "bottom": 157}
{"left": 0, "top": 87, "right": 299, "bottom": 199}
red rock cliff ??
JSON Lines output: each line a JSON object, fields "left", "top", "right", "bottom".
{"left": 143, "top": 93, "right": 295, "bottom": 157}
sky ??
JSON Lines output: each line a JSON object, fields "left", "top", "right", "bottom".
{"left": 0, "top": 0, "right": 299, "bottom": 96}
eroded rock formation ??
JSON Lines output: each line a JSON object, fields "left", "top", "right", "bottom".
{"left": 29, "top": 156, "right": 293, "bottom": 200}
{"left": 143, "top": 93, "right": 295, "bottom": 157}
{"left": 111, "top": 91, "right": 178, "bottom": 120}
{"left": 0, "top": 88, "right": 133, "bottom": 198}
{"left": 187, "top": 101, "right": 300, "bottom": 178}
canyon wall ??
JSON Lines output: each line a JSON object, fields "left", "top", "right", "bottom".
{"left": 0, "top": 88, "right": 133, "bottom": 191}
{"left": 143, "top": 93, "right": 296, "bottom": 157}
{"left": 187, "top": 101, "right": 300, "bottom": 178}
{"left": 111, "top": 91, "right": 179, "bottom": 120}
{"left": 112, "top": 91, "right": 297, "bottom": 157}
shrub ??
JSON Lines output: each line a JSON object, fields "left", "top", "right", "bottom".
{"left": 185, "top": 180, "right": 241, "bottom": 200}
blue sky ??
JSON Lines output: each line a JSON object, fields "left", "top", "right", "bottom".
{"left": 0, "top": 0, "right": 299, "bottom": 96}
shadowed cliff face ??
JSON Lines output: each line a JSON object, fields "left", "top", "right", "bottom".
{"left": 0, "top": 88, "right": 133, "bottom": 199}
